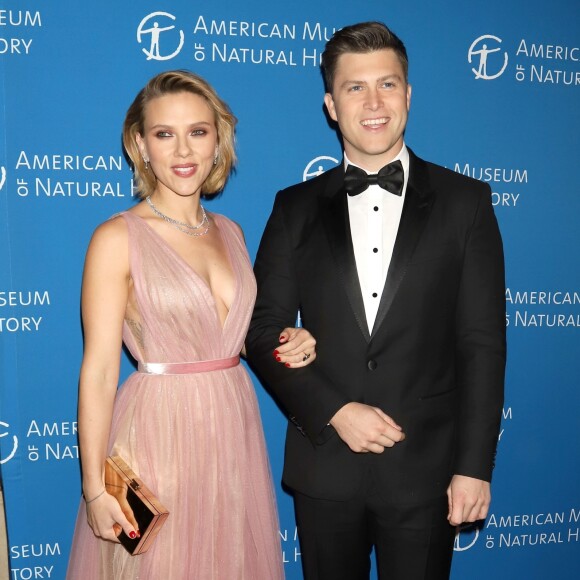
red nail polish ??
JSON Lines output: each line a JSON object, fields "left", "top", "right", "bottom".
{"left": 129, "top": 531, "right": 137, "bottom": 539}
{"left": 273, "top": 350, "right": 279, "bottom": 356}
{"left": 276, "top": 356, "right": 281, "bottom": 362}
{"left": 285, "top": 363, "right": 291, "bottom": 367}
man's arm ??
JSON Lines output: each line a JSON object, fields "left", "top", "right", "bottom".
{"left": 246, "top": 192, "right": 350, "bottom": 442}
{"left": 449, "top": 184, "right": 506, "bottom": 522}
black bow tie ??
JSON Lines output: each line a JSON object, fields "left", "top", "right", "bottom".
{"left": 344, "top": 160, "right": 404, "bottom": 197}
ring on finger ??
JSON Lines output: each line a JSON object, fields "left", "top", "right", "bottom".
{"left": 302, "top": 353, "right": 311, "bottom": 362}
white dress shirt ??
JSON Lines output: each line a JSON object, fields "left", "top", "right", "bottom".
{"left": 345, "top": 144, "right": 410, "bottom": 333}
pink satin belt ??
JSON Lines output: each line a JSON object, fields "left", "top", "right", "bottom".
{"left": 138, "top": 356, "right": 240, "bottom": 375}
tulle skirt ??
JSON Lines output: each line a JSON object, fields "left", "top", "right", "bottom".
{"left": 66, "top": 367, "right": 284, "bottom": 579}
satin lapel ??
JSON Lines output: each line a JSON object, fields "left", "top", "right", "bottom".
{"left": 320, "top": 170, "right": 371, "bottom": 342}
{"left": 371, "top": 152, "right": 434, "bottom": 340}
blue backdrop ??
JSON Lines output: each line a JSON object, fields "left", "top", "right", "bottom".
{"left": 1, "top": 1, "right": 579, "bottom": 578}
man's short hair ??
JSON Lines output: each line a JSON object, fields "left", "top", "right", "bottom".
{"left": 321, "top": 21, "right": 409, "bottom": 93}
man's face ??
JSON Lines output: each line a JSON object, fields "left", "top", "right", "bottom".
{"left": 324, "top": 49, "right": 411, "bottom": 172}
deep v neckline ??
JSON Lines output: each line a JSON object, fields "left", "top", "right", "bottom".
{"left": 129, "top": 212, "right": 238, "bottom": 332}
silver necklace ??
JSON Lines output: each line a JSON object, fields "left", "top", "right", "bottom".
{"left": 146, "top": 196, "right": 210, "bottom": 237}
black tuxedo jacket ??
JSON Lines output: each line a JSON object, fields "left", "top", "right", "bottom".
{"left": 246, "top": 149, "right": 506, "bottom": 503}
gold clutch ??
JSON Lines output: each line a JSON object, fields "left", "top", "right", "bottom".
{"left": 104, "top": 455, "right": 169, "bottom": 555}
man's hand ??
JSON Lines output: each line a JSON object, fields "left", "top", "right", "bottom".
{"left": 447, "top": 474, "right": 491, "bottom": 526}
{"left": 329, "top": 402, "right": 405, "bottom": 454}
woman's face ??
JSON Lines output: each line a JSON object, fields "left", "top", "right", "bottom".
{"left": 136, "top": 91, "right": 218, "bottom": 198}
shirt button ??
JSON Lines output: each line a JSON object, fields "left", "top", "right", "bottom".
{"left": 373, "top": 206, "right": 379, "bottom": 211}
{"left": 372, "top": 292, "right": 378, "bottom": 298}
{"left": 373, "top": 248, "right": 378, "bottom": 253}
{"left": 368, "top": 360, "right": 378, "bottom": 371}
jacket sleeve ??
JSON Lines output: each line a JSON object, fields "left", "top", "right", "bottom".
{"left": 453, "top": 184, "right": 506, "bottom": 482}
{"left": 246, "top": 192, "right": 350, "bottom": 443}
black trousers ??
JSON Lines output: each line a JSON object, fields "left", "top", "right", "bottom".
{"left": 293, "top": 474, "right": 455, "bottom": 580}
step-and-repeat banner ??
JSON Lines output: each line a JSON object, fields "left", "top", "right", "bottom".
{"left": 1, "top": 1, "right": 579, "bottom": 578}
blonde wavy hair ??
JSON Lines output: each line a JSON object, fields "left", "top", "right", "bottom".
{"left": 123, "top": 70, "right": 237, "bottom": 198}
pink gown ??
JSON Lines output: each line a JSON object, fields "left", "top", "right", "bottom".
{"left": 67, "top": 212, "right": 284, "bottom": 579}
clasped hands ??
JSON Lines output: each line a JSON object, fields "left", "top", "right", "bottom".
{"left": 330, "top": 401, "right": 405, "bottom": 453}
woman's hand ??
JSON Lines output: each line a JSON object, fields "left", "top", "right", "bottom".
{"left": 274, "top": 327, "right": 317, "bottom": 368}
{"left": 85, "top": 490, "right": 139, "bottom": 543}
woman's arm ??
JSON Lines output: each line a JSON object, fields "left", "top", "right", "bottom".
{"left": 77, "top": 216, "right": 137, "bottom": 541}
